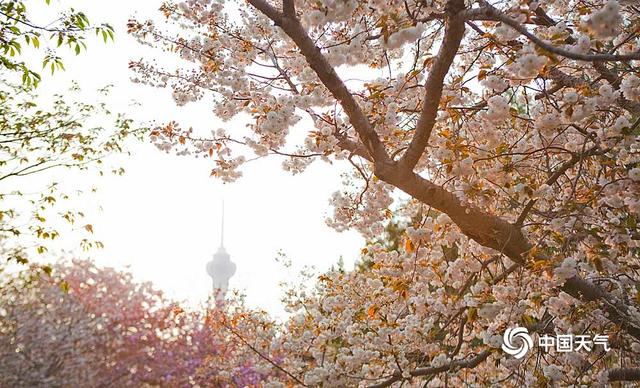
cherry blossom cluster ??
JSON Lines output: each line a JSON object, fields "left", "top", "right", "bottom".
{"left": 584, "top": 0, "right": 623, "bottom": 39}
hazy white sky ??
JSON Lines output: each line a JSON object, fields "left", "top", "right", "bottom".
{"left": 32, "top": 0, "right": 364, "bottom": 319}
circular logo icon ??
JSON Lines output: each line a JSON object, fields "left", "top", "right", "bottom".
{"left": 502, "top": 326, "right": 533, "bottom": 359}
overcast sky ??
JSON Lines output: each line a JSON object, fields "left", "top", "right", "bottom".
{"left": 33, "top": 0, "right": 364, "bottom": 319}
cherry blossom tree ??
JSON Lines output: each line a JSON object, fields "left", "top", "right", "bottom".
{"left": 0, "top": 261, "right": 216, "bottom": 386}
{"left": 0, "top": 267, "right": 110, "bottom": 387}
{"left": 131, "top": 0, "right": 640, "bottom": 385}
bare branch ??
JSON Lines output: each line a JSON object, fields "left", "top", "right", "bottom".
{"left": 223, "top": 319, "right": 308, "bottom": 386}
{"left": 515, "top": 145, "right": 605, "bottom": 226}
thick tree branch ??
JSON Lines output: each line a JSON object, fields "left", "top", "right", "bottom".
{"left": 399, "top": 0, "right": 466, "bottom": 170}
{"left": 248, "top": 0, "right": 391, "bottom": 164}
{"left": 246, "top": 0, "right": 283, "bottom": 23}
{"left": 376, "top": 165, "right": 531, "bottom": 263}
{"left": 367, "top": 350, "right": 491, "bottom": 388}
{"left": 539, "top": 68, "right": 640, "bottom": 116}
{"left": 561, "top": 277, "right": 640, "bottom": 339}
{"left": 608, "top": 368, "right": 640, "bottom": 382}
{"left": 282, "top": 0, "right": 294, "bottom": 17}
{"left": 526, "top": 3, "right": 640, "bottom": 116}
{"left": 335, "top": 134, "right": 371, "bottom": 161}
{"left": 375, "top": 164, "right": 640, "bottom": 341}
{"left": 465, "top": 4, "right": 640, "bottom": 62}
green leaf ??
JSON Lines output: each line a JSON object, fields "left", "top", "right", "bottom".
{"left": 21, "top": 71, "right": 30, "bottom": 86}
{"left": 12, "top": 41, "right": 21, "bottom": 54}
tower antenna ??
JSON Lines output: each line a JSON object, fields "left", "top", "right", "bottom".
{"left": 220, "top": 198, "right": 225, "bottom": 248}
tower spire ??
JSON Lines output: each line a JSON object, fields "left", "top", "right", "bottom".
{"left": 220, "top": 198, "right": 225, "bottom": 248}
{"left": 207, "top": 197, "right": 236, "bottom": 303}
